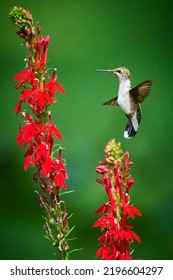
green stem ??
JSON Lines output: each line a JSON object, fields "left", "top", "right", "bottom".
{"left": 115, "top": 192, "right": 121, "bottom": 231}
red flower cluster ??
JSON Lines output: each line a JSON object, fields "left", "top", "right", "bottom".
{"left": 9, "top": 6, "right": 72, "bottom": 259}
{"left": 14, "top": 66, "right": 64, "bottom": 115}
{"left": 94, "top": 140, "right": 141, "bottom": 260}
{"left": 12, "top": 8, "right": 68, "bottom": 192}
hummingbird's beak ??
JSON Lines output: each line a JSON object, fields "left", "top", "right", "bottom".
{"left": 96, "top": 69, "right": 112, "bottom": 73}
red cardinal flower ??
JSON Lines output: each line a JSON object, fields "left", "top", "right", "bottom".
{"left": 94, "top": 139, "right": 141, "bottom": 260}
{"left": 10, "top": 5, "right": 73, "bottom": 260}
{"left": 44, "top": 69, "right": 65, "bottom": 95}
{"left": 16, "top": 113, "right": 42, "bottom": 148}
{"left": 11, "top": 7, "right": 68, "bottom": 191}
{"left": 14, "top": 68, "right": 33, "bottom": 89}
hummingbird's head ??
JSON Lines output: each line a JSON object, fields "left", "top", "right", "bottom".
{"left": 96, "top": 67, "right": 131, "bottom": 81}
{"left": 112, "top": 67, "right": 131, "bottom": 81}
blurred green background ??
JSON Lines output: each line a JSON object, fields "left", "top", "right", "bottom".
{"left": 1, "top": 0, "right": 173, "bottom": 260}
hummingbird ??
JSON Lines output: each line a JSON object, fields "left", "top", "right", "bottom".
{"left": 96, "top": 67, "right": 152, "bottom": 139}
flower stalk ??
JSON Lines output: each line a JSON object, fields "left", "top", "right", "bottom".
{"left": 9, "top": 6, "right": 73, "bottom": 259}
{"left": 94, "top": 139, "right": 141, "bottom": 260}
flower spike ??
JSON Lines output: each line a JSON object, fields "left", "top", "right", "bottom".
{"left": 10, "top": 6, "right": 73, "bottom": 260}
{"left": 94, "top": 139, "right": 141, "bottom": 260}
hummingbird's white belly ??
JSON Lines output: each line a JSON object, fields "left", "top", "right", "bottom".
{"left": 117, "top": 94, "right": 131, "bottom": 115}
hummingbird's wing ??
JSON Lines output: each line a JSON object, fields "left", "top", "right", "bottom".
{"left": 130, "top": 80, "right": 152, "bottom": 103}
{"left": 103, "top": 96, "right": 118, "bottom": 106}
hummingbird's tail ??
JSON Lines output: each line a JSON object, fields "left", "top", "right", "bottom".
{"left": 124, "top": 105, "right": 141, "bottom": 139}
{"left": 124, "top": 121, "right": 137, "bottom": 139}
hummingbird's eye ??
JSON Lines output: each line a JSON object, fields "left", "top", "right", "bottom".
{"left": 116, "top": 70, "right": 122, "bottom": 74}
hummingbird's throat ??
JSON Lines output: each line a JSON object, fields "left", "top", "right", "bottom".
{"left": 118, "top": 79, "right": 131, "bottom": 93}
